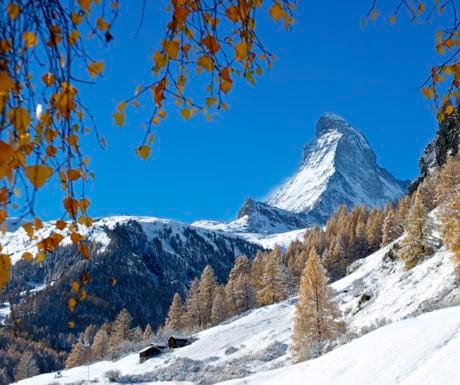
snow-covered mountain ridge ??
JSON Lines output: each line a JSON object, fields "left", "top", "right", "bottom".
{"left": 267, "top": 113, "right": 409, "bottom": 222}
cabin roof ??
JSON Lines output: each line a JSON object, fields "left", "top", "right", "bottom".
{"left": 169, "top": 334, "right": 189, "bottom": 340}
{"left": 139, "top": 344, "right": 166, "bottom": 354}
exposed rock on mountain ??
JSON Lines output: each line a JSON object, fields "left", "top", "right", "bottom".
{"left": 266, "top": 113, "right": 409, "bottom": 223}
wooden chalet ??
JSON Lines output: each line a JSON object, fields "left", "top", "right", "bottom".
{"left": 139, "top": 344, "right": 167, "bottom": 363}
{"left": 168, "top": 335, "right": 189, "bottom": 349}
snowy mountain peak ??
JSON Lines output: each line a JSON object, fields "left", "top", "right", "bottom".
{"left": 268, "top": 114, "right": 409, "bottom": 223}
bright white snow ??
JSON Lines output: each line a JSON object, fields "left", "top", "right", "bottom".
{"left": 14, "top": 244, "right": 460, "bottom": 385}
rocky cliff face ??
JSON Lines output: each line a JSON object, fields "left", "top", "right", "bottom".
{"left": 266, "top": 113, "right": 409, "bottom": 223}
{"left": 410, "top": 112, "right": 460, "bottom": 193}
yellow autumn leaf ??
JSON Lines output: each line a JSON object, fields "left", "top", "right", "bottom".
{"left": 113, "top": 112, "right": 124, "bottom": 127}
{"left": 68, "top": 297, "right": 77, "bottom": 312}
{"left": 7, "top": 3, "right": 21, "bottom": 20}
{"left": 68, "top": 321, "right": 76, "bottom": 328}
{"left": 0, "top": 71, "right": 14, "bottom": 92}
{"left": 0, "top": 254, "right": 12, "bottom": 288}
{"left": 71, "top": 281, "right": 80, "bottom": 292}
{"left": 206, "top": 97, "right": 218, "bottom": 108}
{"left": 136, "top": 144, "right": 151, "bottom": 160}
{"left": 269, "top": 3, "right": 283, "bottom": 21}
{"left": 25, "top": 165, "right": 53, "bottom": 189}
{"left": 78, "top": 0, "right": 91, "bottom": 11}
{"left": 22, "top": 31, "right": 38, "bottom": 48}
{"left": 41, "top": 72, "right": 55, "bottom": 86}
{"left": 390, "top": 15, "right": 396, "bottom": 24}
{"left": 180, "top": 108, "right": 192, "bottom": 120}
{"left": 96, "top": 17, "right": 109, "bottom": 31}
{"left": 8, "top": 107, "right": 30, "bottom": 133}
{"left": 445, "top": 104, "right": 455, "bottom": 114}
{"left": 87, "top": 61, "right": 104, "bottom": 77}
{"left": 197, "top": 56, "right": 214, "bottom": 71}
{"left": 421, "top": 87, "right": 433, "bottom": 99}
{"left": 163, "top": 40, "right": 180, "bottom": 59}
{"left": 418, "top": 2, "right": 426, "bottom": 13}
{"left": 235, "top": 40, "right": 248, "bottom": 62}
{"left": 148, "top": 133, "right": 155, "bottom": 145}
{"left": 35, "top": 252, "right": 46, "bottom": 263}
{"left": 68, "top": 30, "right": 80, "bottom": 46}
{"left": 22, "top": 252, "right": 33, "bottom": 262}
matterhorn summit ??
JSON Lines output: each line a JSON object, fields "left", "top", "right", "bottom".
{"left": 267, "top": 113, "right": 409, "bottom": 223}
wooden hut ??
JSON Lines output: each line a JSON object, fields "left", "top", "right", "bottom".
{"left": 139, "top": 344, "right": 167, "bottom": 363}
{"left": 168, "top": 335, "right": 189, "bottom": 349}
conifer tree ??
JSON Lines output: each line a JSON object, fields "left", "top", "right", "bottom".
{"left": 226, "top": 256, "right": 256, "bottom": 316}
{"left": 165, "top": 292, "right": 184, "bottom": 332}
{"left": 184, "top": 278, "right": 201, "bottom": 331}
{"left": 132, "top": 326, "right": 143, "bottom": 342}
{"left": 399, "top": 190, "right": 435, "bottom": 269}
{"left": 250, "top": 251, "right": 266, "bottom": 299}
{"left": 143, "top": 324, "right": 153, "bottom": 341}
{"left": 92, "top": 328, "right": 109, "bottom": 361}
{"left": 14, "top": 352, "right": 40, "bottom": 381}
{"left": 290, "top": 249, "right": 344, "bottom": 363}
{"left": 437, "top": 155, "right": 460, "bottom": 266}
{"left": 109, "top": 308, "right": 133, "bottom": 352}
{"left": 367, "top": 208, "right": 384, "bottom": 253}
{"left": 211, "top": 285, "right": 227, "bottom": 325}
{"left": 353, "top": 219, "right": 369, "bottom": 258}
{"left": 199, "top": 265, "right": 217, "bottom": 327}
{"left": 256, "top": 251, "right": 289, "bottom": 306}
{"left": 381, "top": 208, "right": 401, "bottom": 246}
{"left": 66, "top": 341, "right": 91, "bottom": 368}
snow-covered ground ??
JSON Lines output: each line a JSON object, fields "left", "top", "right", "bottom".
{"left": 15, "top": 244, "right": 460, "bottom": 385}
{"left": 223, "top": 305, "right": 460, "bottom": 385}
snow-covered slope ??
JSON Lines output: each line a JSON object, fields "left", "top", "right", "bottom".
{"left": 223, "top": 305, "right": 460, "bottom": 385}
{"left": 15, "top": 244, "right": 460, "bottom": 385}
{"left": 267, "top": 113, "right": 409, "bottom": 222}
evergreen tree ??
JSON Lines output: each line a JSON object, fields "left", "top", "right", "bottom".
{"left": 399, "top": 190, "right": 435, "bottom": 269}
{"left": 143, "top": 324, "right": 153, "bottom": 341}
{"left": 165, "top": 293, "right": 184, "bottom": 332}
{"left": 66, "top": 341, "right": 91, "bottom": 368}
{"left": 92, "top": 328, "right": 109, "bottom": 361}
{"left": 199, "top": 265, "right": 217, "bottom": 327}
{"left": 211, "top": 285, "right": 227, "bottom": 325}
{"left": 290, "top": 249, "right": 344, "bottom": 363}
{"left": 184, "top": 278, "right": 201, "bottom": 331}
{"left": 14, "top": 352, "right": 40, "bottom": 381}
{"left": 109, "top": 308, "right": 133, "bottom": 352}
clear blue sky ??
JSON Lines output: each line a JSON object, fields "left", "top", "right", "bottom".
{"left": 36, "top": 1, "right": 442, "bottom": 223}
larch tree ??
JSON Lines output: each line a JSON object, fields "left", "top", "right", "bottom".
{"left": 226, "top": 256, "right": 255, "bottom": 316}
{"left": 65, "top": 341, "right": 91, "bottom": 369}
{"left": 14, "top": 351, "right": 40, "bottom": 381}
{"left": 184, "top": 278, "right": 201, "bottom": 332}
{"left": 165, "top": 292, "right": 185, "bottom": 332}
{"left": 92, "top": 328, "right": 109, "bottom": 361}
{"left": 199, "top": 265, "right": 217, "bottom": 327}
{"left": 109, "top": 308, "right": 133, "bottom": 352}
{"left": 398, "top": 189, "right": 435, "bottom": 269}
{"left": 367, "top": 208, "right": 384, "bottom": 253}
{"left": 143, "top": 324, "right": 153, "bottom": 341}
{"left": 290, "top": 248, "right": 344, "bottom": 363}
{"left": 437, "top": 155, "right": 460, "bottom": 266}
{"left": 381, "top": 207, "right": 401, "bottom": 246}
{"left": 211, "top": 285, "right": 227, "bottom": 326}
{"left": 250, "top": 251, "right": 266, "bottom": 299}
{"left": 256, "top": 250, "right": 289, "bottom": 306}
